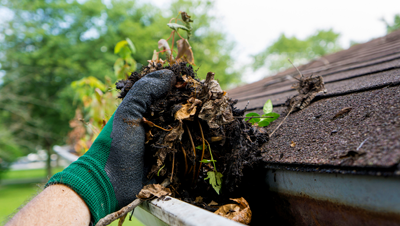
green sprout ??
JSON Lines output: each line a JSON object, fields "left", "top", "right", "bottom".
{"left": 245, "top": 99, "right": 280, "bottom": 127}
{"left": 196, "top": 144, "right": 223, "bottom": 194}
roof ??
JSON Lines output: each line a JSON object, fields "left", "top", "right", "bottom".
{"left": 227, "top": 29, "right": 400, "bottom": 172}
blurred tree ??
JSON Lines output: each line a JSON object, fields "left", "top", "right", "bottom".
{"left": 382, "top": 14, "right": 400, "bottom": 33}
{"left": 0, "top": 120, "right": 21, "bottom": 181}
{"left": 253, "top": 29, "right": 342, "bottom": 73}
{"left": 0, "top": 0, "right": 239, "bottom": 178}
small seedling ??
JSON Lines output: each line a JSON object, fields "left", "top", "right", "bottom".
{"left": 196, "top": 143, "right": 222, "bottom": 194}
{"left": 153, "top": 11, "right": 195, "bottom": 65}
{"left": 157, "top": 165, "right": 165, "bottom": 176}
{"left": 245, "top": 99, "right": 280, "bottom": 127}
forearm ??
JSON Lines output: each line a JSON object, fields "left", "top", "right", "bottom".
{"left": 6, "top": 184, "right": 91, "bottom": 226}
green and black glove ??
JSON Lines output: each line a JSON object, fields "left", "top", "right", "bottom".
{"left": 46, "top": 69, "right": 176, "bottom": 224}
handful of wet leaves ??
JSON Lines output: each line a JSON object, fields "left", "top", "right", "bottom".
{"left": 116, "top": 62, "right": 266, "bottom": 224}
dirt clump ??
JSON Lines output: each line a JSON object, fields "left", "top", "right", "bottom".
{"left": 116, "top": 62, "right": 268, "bottom": 209}
{"left": 286, "top": 75, "right": 327, "bottom": 112}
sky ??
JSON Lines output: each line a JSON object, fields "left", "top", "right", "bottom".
{"left": 150, "top": 0, "right": 400, "bottom": 84}
{"left": 1, "top": 0, "right": 399, "bottom": 85}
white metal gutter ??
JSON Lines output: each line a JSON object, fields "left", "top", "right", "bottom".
{"left": 266, "top": 169, "right": 400, "bottom": 214}
{"left": 134, "top": 197, "right": 245, "bottom": 226}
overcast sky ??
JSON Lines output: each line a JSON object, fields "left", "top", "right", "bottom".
{"left": 151, "top": 0, "right": 400, "bottom": 84}
{"left": 1, "top": 0, "right": 399, "bottom": 85}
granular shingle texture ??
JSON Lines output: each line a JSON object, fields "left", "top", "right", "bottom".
{"left": 228, "top": 29, "right": 400, "bottom": 170}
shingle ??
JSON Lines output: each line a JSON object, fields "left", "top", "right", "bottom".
{"left": 227, "top": 29, "right": 400, "bottom": 169}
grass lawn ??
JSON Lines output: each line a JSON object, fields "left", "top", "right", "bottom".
{"left": 0, "top": 183, "right": 41, "bottom": 225}
{"left": 0, "top": 168, "right": 144, "bottom": 226}
{"left": 2, "top": 167, "right": 64, "bottom": 180}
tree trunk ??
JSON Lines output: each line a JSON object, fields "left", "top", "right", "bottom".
{"left": 46, "top": 146, "right": 52, "bottom": 179}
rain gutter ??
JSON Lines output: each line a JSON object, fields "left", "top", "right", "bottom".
{"left": 259, "top": 167, "right": 400, "bottom": 225}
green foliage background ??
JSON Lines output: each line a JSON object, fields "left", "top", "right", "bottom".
{"left": 0, "top": 0, "right": 398, "bottom": 179}
{"left": 0, "top": 0, "right": 240, "bottom": 177}
{"left": 383, "top": 14, "right": 400, "bottom": 33}
{"left": 253, "top": 29, "right": 342, "bottom": 73}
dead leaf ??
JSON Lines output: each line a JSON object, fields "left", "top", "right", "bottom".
{"left": 290, "top": 141, "right": 296, "bottom": 147}
{"left": 163, "top": 123, "right": 184, "bottom": 147}
{"left": 214, "top": 197, "right": 251, "bottom": 224}
{"left": 333, "top": 107, "right": 352, "bottom": 119}
{"left": 118, "top": 214, "right": 127, "bottom": 226}
{"left": 145, "top": 130, "right": 153, "bottom": 144}
{"left": 188, "top": 97, "right": 202, "bottom": 112}
{"left": 175, "top": 81, "right": 187, "bottom": 88}
{"left": 199, "top": 96, "right": 234, "bottom": 129}
{"left": 208, "top": 80, "right": 224, "bottom": 100}
{"left": 208, "top": 200, "right": 218, "bottom": 206}
{"left": 175, "top": 103, "right": 197, "bottom": 121}
{"left": 287, "top": 75, "right": 327, "bottom": 111}
{"left": 195, "top": 196, "right": 203, "bottom": 203}
{"left": 176, "top": 39, "right": 195, "bottom": 65}
{"left": 152, "top": 50, "right": 159, "bottom": 61}
{"left": 182, "top": 75, "right": 202, "bottom": 94}
{"left": 158, "top": 39, "right": 172, "bottom": 60}
{"left": 211, "top": 137, "right": 223, "bottom": 142}
{"left": 137, "top": 184, "right": 172, "bottom": 200}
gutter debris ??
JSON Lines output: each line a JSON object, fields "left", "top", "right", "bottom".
{"left": 115, "top": 62, "right": 268, "bottom": 224}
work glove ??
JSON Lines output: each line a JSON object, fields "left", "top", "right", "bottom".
{"left": 46, "top": 69, "right": 176, "bottom": 224}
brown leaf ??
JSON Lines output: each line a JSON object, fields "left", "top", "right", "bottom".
{"left": 195, "top": 196, "right": 203, "bottom": 203}
{"left": 145, "top": 130, "right": 153, "bottom": 144}
{"left": 214, "top": 197, "right": 252, "bottom": 225}
{"left": 175, "top": 81, "right": 187, "bottom": 89}
{"left": 137, "top": 184, "right": 172, "bottom": 200}
{"left": 176, "top": 39, "right": 195, "bottom": 65}
{"left": 158, "top": 39, "right": 172, "bottom": 60}
{"left": 208, "top": 200, "right": 218, "bottom": 206}
{"left": 152, "top": 50, "right": 159, "bottom": 61}
{"left": 333, "top": 107, "right": 352, "bottom": 119}
{"left": 182, "top": 75, "right": 202, "bottom": 91}
{"left": 199, "top": 96, "right": 234, "bottom": 129}
{"left": 118, "top": 214, "right": 127, "bottom": 226}
{"left": 211, "top": 137, "right": 223, "bottom": 142}
{"left": 290, "top": 141, "right": 296, "bottom": 147}
{"left": 175, "top": 103, "right": 197, "bottom": 121}
{"left": 163, "top": 123, "right": 184, "bottom": 147}
{"left": 188, "top": 97, "right": 202, "bottom": 112}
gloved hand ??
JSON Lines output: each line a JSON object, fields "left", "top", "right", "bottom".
{"left": 46, "top": 69, "right": 176, "bottom": 224}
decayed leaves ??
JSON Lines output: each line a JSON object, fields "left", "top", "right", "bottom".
{"left": 286, "top": 75, "right": 327, "bottom": 112}
{"left": 116, "top": 62, "right": 266, "bottom": 216}
{"left": 208, "top": 200, "right": 218, "bottom": 206}
{"left": 163, "top": 123, "right": 184, "bottom": 147}
{"left": 180, "top": 12, "right": 193, "bottom": 40}
{"left": 199, "top": 96, "right": 234, "bottom": 129}
{"left": 175, "top": 103, "right": 197, "bottom": 121}
{"left": 176, "top": 39, "right": 195, "bottom": 65}
{"left": 182, "top": 75, "right": 202, "bottom": 94}
{"left": 196, "top": 72, "right": 234, "bottom": 128}
{"left": 214, "top": 197, "right": 252, "bottom": 224}
{"left": 158, "top": 39, "right": 172, "bottom": 60}
{"left": 137, "top": 184, "right": 172, "bottom": 200}
{"left": 195, "top": 196, "right": 203, "bottom": 203}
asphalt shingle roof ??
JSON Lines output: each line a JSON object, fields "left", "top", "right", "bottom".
{"left": 228, "top": 29, "right": 400, "bottom": 171}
